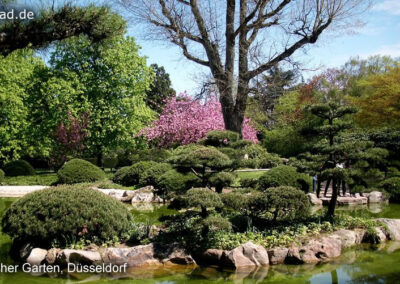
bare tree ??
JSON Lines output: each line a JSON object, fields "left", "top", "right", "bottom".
{"left": 116, "top": 0, "right": 370, "bottom": 135}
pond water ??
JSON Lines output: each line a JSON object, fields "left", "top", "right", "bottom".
{"left": 1, "top": 198, "right": 400, "bottom": 283}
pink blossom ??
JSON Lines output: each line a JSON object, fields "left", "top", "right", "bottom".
{"left": 140, "top": 94, "right": 258, "bottom": 147}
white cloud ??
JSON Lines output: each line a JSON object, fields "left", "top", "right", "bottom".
{"left": 374, "top": 0, "right": 400, "bottom": 16}
{"left": 360, "top": 42, "right": 400, "bottom": 58}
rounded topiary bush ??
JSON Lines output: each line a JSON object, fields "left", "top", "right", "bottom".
{"left": 158, "top": 169, "right": 200, "bottom": 193}
{"left": 248, "top": 186, "right": 310, "bottom": 222}
{"left": 257, "top": 165, "right": 312, "bottom": 192}
{"left": 1, "top": 186, "right": 133, "bottom": 247}
{"left": 139, "top": 162, "right": 173, "bottom": 187}
{"left": 0, "top": 169, "right": 4, "bottom": 183}
{"left": 112, "top": 161, "right": 157, "bottom": 186}
{"left": 205, "top": 130, "right": 239, "bottom": 147}
{"left": 57, "top": 159, "right": 105, "bottom": 184}
{"left": 3, "top": 160, "right": 35, "bottom": 177}
{"left": 209, "top": 172, "right": 235, "bottom": 193}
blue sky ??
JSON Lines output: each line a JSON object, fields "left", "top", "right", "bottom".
{"left": 128, "top": 0, "right": 400, "bottom": 94}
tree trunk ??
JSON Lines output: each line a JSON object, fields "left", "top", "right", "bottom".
{"left": 96, "top": 145, "right": 103, "bottom": 167}
{"left": 327, "top": 178, "right": 338, "bottom": 218}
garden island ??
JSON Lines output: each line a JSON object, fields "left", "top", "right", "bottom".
{"left": 1, "top": 0, "right": 400, "bottom": 283}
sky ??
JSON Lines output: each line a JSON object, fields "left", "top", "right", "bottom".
{"left": 127, "top": 0, "right": 400, "bottom": 94}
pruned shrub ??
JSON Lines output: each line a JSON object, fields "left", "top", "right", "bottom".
{"left": 221, "top": 192, "right": 250, "bottom": 213}
{"left": 209, "top": 172, "right": 235, "bottom": 193}
{"left": 205, "top": 130, "right": 239, "bottom": 147}
{"left": 131, "top": 148, "right": 172, "bottom": 164}
{"left": 1, "top": 186, "right": 133, "bottom": 247}
{"left": 157, "top": 169, "right": 200, "bottom": 193}
{"left": 57, "top": 159, "right": 105, "bottom": 184}
{"left": 248, "top": 186, "right": 310, "bottom": 222}
{"left": 257, "top": 165, "right": 312, "bottom": 192}
{"left": 139, "top": 162, "right": 173, "bottom": 187}
{"left": 0, "top": 169, "right": 4, "bottom": 183}
{"left": 380, "top": 177, "right": 400, "bottom": 203}
{"left": 202, "top": 215, "right": 232, "bottom": 232}
{"left": 240, "top": 177, "right": 259, "bottom": 189}
{"left": 3, "top": 160, "right": 35, "bottom": 177}
{"left": 185, "top": 188, "right": 223, "bottom": 217}
{"left": 112, "top": 161, "right": 157, "bottom": 186}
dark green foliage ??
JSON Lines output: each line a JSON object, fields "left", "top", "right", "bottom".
{"left": 3, "top": 160, "right": 35, "bottom": 177}
{"left": 102, "top": 153, "right": 118, "bottom": 169}
{"left": 0, "top": 169, "right": 4, "bottom": 183}
{"left": 145, "top": 64, "right": 176, "bottom": 112}
{"left": 185, "top": 188, "right": 223, "bottom": 217}
{"left": 131, "top": 148, "right": 172, "bottom": 164}
{"left": 257, "top": 166, "right": 312, "bottom": 192}
{"left": 157, "top": 169, "right": 200, "bottom": 193}
{"left": 0, "top": 5, "right": 127, "bottom": 56}
{"left": 240, "top": 177, "right": 259, "bottom": 188}
{"left": 230, "top": 140, "right": 254, "bottom": 149}
{"left": 202, "top": 215, "right": 232, "bottom": 232}
{"left": 209, "top": 172, "right": 235, "bottom": 193}
{"left": 380, "top": 177, "right": 400, "bottom": 203}
{"left": 57, "top": 159, "right": 105, "bottom": 184}
{"left": 205, "top": 130, "right": 239, "bottom": 147}
{"left": 1, "top": 186, "right": 133, "bottom": 246}
{"left": 112, "top": 161, "right": 157, "bottom": 186}
{"left": 221, "top": 192, "right": 250, "bottom": 214}
{"left": 83, "top": 157, "right": 98, "bottom": 166}
{"left": 248, "top": 186, "right": 310, "bottom": 222}
{"left": 139, "top": 162, "right": 173, "bottom": 187}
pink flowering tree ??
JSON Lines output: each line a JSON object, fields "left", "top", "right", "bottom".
{"left": 140, "top": 94, "right": 258, "bottom": 147}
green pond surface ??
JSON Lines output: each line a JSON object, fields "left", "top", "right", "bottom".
{"left": 1, "top": 198, "right": 400, "bottom": 283}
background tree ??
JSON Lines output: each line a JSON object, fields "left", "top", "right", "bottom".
{"left": 0, "top": 3, "right": 126, "bottom": 56}
{"left": 33, "top": 35, "right": 154, "bottom": 165}
{"left": 116, "top": 0, "right": 370, "bottom": 135}
{"left": 0, "top": 49, "right": 44, "bottom": 163}
{"left": 145, "top": 64, "right": 176, "bottom": 112}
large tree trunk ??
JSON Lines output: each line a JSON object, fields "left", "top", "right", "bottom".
{"left": 327, "top": 178, "right": 338, "bottom": 218}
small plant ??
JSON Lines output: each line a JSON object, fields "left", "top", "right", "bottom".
{"left": 57, "top": 158, "right": 105, "bottom": 184}
{"left": 209, "top": 172, "right": 235, "bottom": 193}
{"left": 3, "top": 160, "right": 35, "bottom": 177}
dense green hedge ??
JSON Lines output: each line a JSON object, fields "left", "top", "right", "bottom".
{"left": 57, "top": 159, "right": 105, "bottom": 184}
{"left": 257, "top": 165, "right": 312, "bottom": 192}
{"left": 3, "top": 160, "right": 35, "bottom": 177}
{"left": 112, "top": 161, "right": 157, "bottom": 186}
{"left": 381, "top": 177, "right": 400, "bottom": 203}
{"left": 1, "top": 186, "right": 133, "bottom": 247}
{"left": 0, "top": 169, "right": 4, "bottom": 183}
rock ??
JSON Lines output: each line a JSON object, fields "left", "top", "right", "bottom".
{"left": 307, "top": 193, "right": 323, "bottom": 206}
{"left": 120, "top": 190, "right": 136, "bottom": 202}
{"left": 131, "top": 186, "right": 155, "bottom": 203}
{"left": 162, "top": 247, "right": 196, "bottom": 265}
{"left": 267, "top": 247, "right": 288, "bottom": 265}
{"left": 153, "top": 196, "right": 164, "bottom": 203}
{"left": 198, "top": 249, "right": 226, "bottom": 266}
{"left": 222, "top": 242, "right": 269, "bottom": 268}
{"left": 330, "top": 229, "right": 365, "bottom": 248}
{"left": 376, "top": 219, "right": 400, "bottom": 241}
{"left": 26, "top": 248, "right": 47, "bottom": 265}
{"left": 285, "top": 237, "right": 341, "bottom": 264}
{"left": 57, "top": 249, "right": 102, "bottom": 266}
{"left": 102, "top": 244, "right": 161, "bottom": 267}
{"left": 368, "top": 191, "right": 384, "bottom": 203}
{"left": 375, "top": 228, "right": 387, "bottom": 243}
{"left": 45, "top": 248, "right": 61, "bottom": 265}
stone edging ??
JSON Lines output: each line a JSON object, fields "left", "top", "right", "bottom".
{"left": 23, "top": 218, "right": 400, "bottom": 270}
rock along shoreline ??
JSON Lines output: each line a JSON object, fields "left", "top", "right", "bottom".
{"left": 22, "top": 218, "right": 400, "bottom": 270}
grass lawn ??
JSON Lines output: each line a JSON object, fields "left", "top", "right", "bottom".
{"left": 235, "top": 170, "right": 266, "bottom": 180}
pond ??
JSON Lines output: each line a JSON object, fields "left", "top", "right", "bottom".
{"left": 1, "top": 198, "right": 400, "bottom": 283}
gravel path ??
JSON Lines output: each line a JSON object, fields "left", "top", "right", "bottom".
{"left": 0, "top": 186, "right": 49, "bottom": 197}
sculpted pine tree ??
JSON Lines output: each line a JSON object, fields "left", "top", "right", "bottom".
{"left": 116, "top": 0, "right": 370, "bottom": 135}
{"left": 0, "top": 3, "right": 126, "bottom": 56}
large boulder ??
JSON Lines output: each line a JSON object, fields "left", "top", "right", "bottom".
{"left": 57, "top": 249, "right": 102, "bottom": 266}
{"left": 222, "top": 242, "right": 269, "bottom": 268}
{"left": 131, "top": 186, "right": 155, "bottom": 203}
{"left": 26, "top": 248, "right": 47, "bottom": 265}
{"left": 102, "top": 244, "right": 160, "bottom": 267}
{"left": 285, "top": 237, "right": 341, "bottom": 264}
{"left": 197, "top": 249, "right": 227, "bottom": 266}
{"left": 267, "top": 247, "right": 288, "bottom": 265}
{"left": 376, "top": 219, "right": 400, "bottom": 241}
{"left": 368, "top": 191, "right": 384, "bottom": 203}
{"left": 45, "top": 248, "right": 61, "bottom": 265}
{"left": 160, "top": 247, "right": 196, "bottom": 265}
{"left": 307, "top": 193, "right": 323, "bottom": 206}
{"left": 329, "top": 229, "right": 365, "bottom": 248}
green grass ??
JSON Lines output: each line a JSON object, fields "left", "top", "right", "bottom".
{"left": 2, "top": 173, "right": 58, "bottom": 186}
{"left": 235, "top": 170, "right": 266, "bottom": 180}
